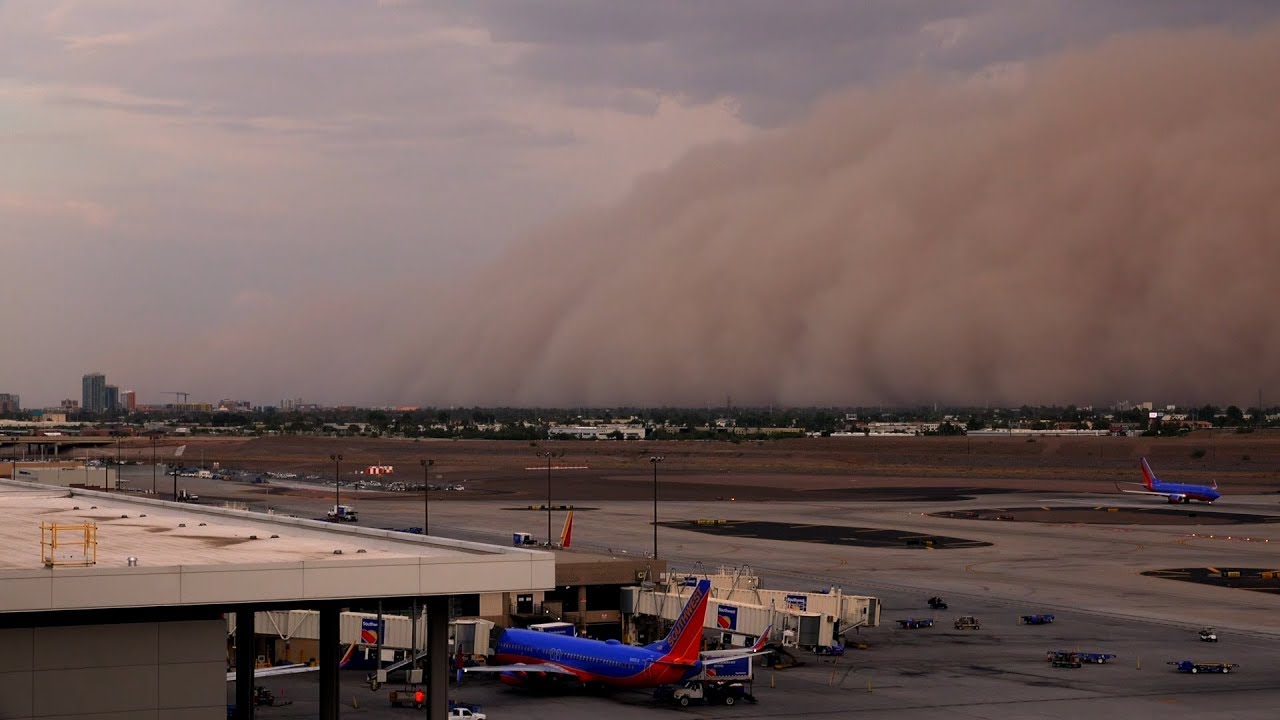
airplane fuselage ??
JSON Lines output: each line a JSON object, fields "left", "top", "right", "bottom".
{"left": 492, "top": 629, "right": 698, "bottom": 689}
{"left": 1151, "top": 480, "right": 1220, "bottom": 503}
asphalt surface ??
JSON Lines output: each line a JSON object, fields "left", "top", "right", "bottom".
{"left": 169, "top": 473, "right": 1280, "bottom": 718}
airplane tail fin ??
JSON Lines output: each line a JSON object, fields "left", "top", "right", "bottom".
{"left": 559, "top": 510, "right": 573, "bottom": 549}
{"left": 1140, "top": 458, "right": 1157, "bottom": 490}
{"left": 656, "top": 579, "right": 712, "bottom": 665}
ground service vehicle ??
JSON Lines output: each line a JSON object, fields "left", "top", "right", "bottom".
{"left": 1048, "top": 652, "right": 1081, "bottom": 668}
{"left": 448, "top": 709, "right": 486, "bottom": 720}
{"left": 389, "top": 689, "right": 425, "bottom": 709}
{"left": 954, "top": 616, "right": 981, "bottom": 630}
{"left": 897, "top": 618, "right": 934, "bottom": 629}
{"left": 665, "top": 680, "right": 755, "bottom": 707}
{"left": 764, "top": 646, "right": 804, "bottom": 669}
{"left": 327, "top": 504, "right": 359, "bottom": 522}
{"left": 1046, "top": 651, "right": 1114, "bottom": 664}
{"left": 1169, "top": 660, "right": 1236, "bottom": 674}
{"left": 928, "top": 596, "right": 948, "bottom": 610}
{"left": 1020, "top": 614, "right": 1055, "bottom": 625}
{"left": 1199, "top": 627, "right": 1218, "bottom": 642}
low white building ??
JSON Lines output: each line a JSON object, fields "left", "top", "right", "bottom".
{"left": 548, "top": 424, "right": 646, "bottom": 440}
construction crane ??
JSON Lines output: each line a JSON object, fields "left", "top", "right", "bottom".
{"left": 163, "top": 392, "right": 189, "bottom": 405}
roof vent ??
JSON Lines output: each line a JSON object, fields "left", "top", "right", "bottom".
{"left": 333, "top": 549, "right": 343, "bottom": 555}
{"left": 198, "top": 523, "right": 207, "bottom": 527}
{"left": 73, "top": 506, "right": 80, "bottom": 510}
{"left": 120, "top": 515, "right": 128, "bottom": 519}
{"left": 249, "top": 535, "right": 258, "bottom": 540}
{"left": 356, "top": 549, "right": 367, "bottom": 554}
{"left": 178, "top": 523, "right": 186, "bottom": 528}
{"left": 90, "top": 506, "right": 97, "bottom": 509}
{"left": 127, "top": 557, "right": 138, "bottom": 567}
{"left": 139, "top": 514, "right": 146, "bottom": 518}
{"left": 270, "top": 534, "right": 279, "bottom": 539}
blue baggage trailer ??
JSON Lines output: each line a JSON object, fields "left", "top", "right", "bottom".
{"left": 1019, "top": 614, "right": 1055, "bottom": 625}
{"left": 1168, "top": 660, "right": 1237, "bottom": 674}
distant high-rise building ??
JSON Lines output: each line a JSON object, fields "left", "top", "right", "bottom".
{"left": 104, "top": 385, "right": 120, "bottom": 413}
{"left": 60, "top": 399, "right": 80, "bottom": 411}
{"left": 0, "top": 393, "right": 19, "bottom": 414}
{"left": 122, "top": 390, "right": 137, "bottom": 412}
{"left": 82, "top": 373, "right": 106, "bottom": 413}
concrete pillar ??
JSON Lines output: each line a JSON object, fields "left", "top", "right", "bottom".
{"left": 235, "top": 608, "right": 256, "bottom": 720}
{"left": 320, "top": 604, "right": 340, "bottom": 720}
{"left": 427, "top": 595, "right": 449, "bottom": 720}
{"left": 577, "top": 585, "right": 587, "bottom": 633}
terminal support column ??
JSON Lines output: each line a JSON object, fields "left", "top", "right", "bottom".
{"left": 235, "top": 608, "right": 256, "bottom": 720}
{"left": 320, "top": 604, "right": 341, "bottom": 720}
{"left": 427, "top": 595, "right": 449, "bottom": 720}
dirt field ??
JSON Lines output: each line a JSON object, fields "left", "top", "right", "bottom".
{"left": 96, "top": 430, "right": 1280, "bottom": 503}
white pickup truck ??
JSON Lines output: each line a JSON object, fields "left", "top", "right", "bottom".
{"left": 450, "top": 709, "right": 486, "bottom": 720}
{"left": 326, "top": 504, "right": 359, "bottom": 522}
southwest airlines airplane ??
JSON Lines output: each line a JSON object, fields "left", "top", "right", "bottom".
{"left": 1117, "top": 457, "right": 1221, "bottom": 504}
{"left": 465, "top": 579, "right": 770, "bottom": 689}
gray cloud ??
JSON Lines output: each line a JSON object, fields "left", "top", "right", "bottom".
{"left": 470, "top": 0, "right": 1280, "bottom": 125}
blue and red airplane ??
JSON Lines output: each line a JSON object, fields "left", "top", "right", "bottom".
{"left": 1117, "top": 458, "right": 1221, "bottom": 504}
{"left": 464, "top": 579, "right": 771, "bottom": 689}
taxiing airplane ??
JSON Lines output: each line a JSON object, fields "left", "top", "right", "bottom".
{"left": 464, "top": 579, "right": 770, "bottom": 689}
{"left": 1116, "top": 457, "right": 1220, "bottom": 504}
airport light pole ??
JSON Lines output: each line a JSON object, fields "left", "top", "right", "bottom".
{"left": 538, "top": 450, "right": 564, "bottom": 545}
{"left": 419, "top": 459, "right": 433, "bottom": 535}
{"left": 650, "top": 456, "right": 664, "bottom": 559}
{"left": 330, "top": 453, "right": 343, "bottom": 519}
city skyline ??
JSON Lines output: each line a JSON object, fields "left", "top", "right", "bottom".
{"left": 4, "top": 2, "right": 1279, "bottom": 408}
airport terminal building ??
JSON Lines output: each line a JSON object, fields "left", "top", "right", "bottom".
{"left": 0, "top": 479, "right": 554, "bottom": 720}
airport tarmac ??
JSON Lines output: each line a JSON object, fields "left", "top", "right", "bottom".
{"left": 217, "top": 486, "right": 1280, "bottom": 718}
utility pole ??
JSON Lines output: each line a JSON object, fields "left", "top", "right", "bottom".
{"left": 420, "top": 459, "right": 434, "bottom": 535}
{"left": 330, "top": 453, "right": 343, "bottom": 520}
{"left": 650, "top": 456, "right": 664, "bottom": 559}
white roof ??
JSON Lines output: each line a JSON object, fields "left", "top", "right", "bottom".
{"left": 0, "top": 481, "right": 554, "bottom": 614}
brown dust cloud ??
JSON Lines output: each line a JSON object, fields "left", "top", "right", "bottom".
{"left": 387, "top": 26, "right": 1280, "bottom": 408}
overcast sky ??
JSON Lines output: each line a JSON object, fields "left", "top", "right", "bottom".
{"left": 3, "top": 1, "right": 1277, "bottom": 408}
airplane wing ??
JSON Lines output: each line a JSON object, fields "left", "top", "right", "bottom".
{"left": 1115, "top": 481, "right": 1184, "bottom": 501}
{"left": 226, "top": 664, "right": 319, "bottom": 681}
{"left": 1119, "top": 489, "right": 1184, "bottom": 499}
{"left": 701, "top": 651, "right": 767, "bottom": 665}
{"left": 700, "top": 625, "right": 773, "bottom": 662}
{"left": 462, "top": 663, "right": 578, "bottom": 675}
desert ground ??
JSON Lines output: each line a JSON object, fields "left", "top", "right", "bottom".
{"left": 98, "top": 431, "right": 1280, "bottom": 504}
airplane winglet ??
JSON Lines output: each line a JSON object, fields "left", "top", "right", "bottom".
{"left": 753, "top": 625, "right": 773, "bottom": 652}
